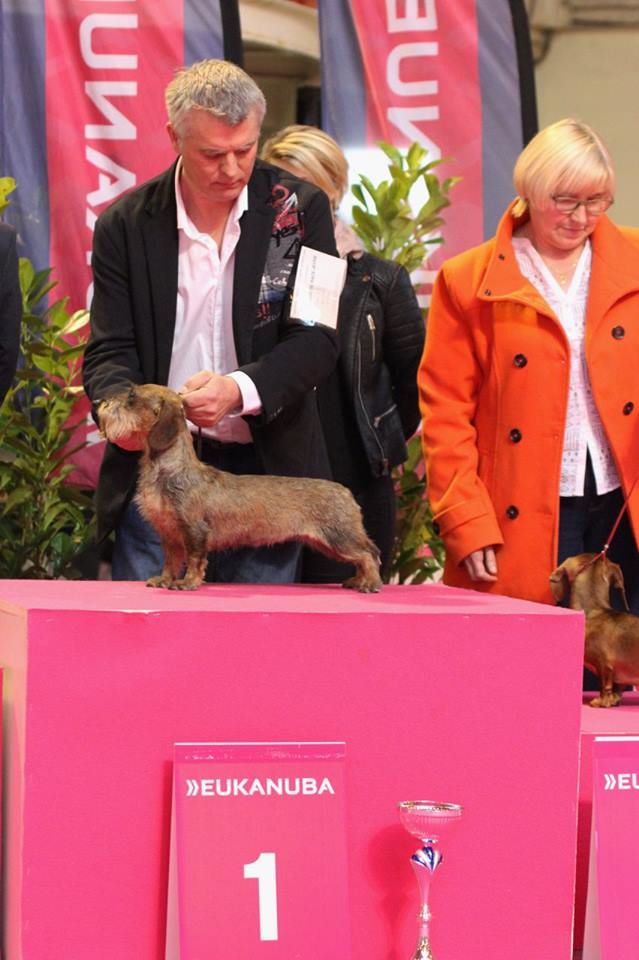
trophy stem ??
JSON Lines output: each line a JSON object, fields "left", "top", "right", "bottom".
{"left": 409, "top": 844, "right": 442, "bottom": 960}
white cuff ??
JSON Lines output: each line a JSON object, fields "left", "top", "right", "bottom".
{"left": 227, "top": 371, "right": 262, "bottom": 416}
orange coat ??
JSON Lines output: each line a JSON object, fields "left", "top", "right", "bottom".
{"left": 418, "top": 203, "right": 639, "bottom": 604}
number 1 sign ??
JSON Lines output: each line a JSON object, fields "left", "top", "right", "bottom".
{"left": 165, "top": 742, "right": 352, "bottom": 958}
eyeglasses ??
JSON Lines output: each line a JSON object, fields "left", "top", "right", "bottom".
{"left": 551, "top": 194, "right": 613, "bottom": 216}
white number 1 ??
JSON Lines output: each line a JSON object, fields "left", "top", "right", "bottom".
{"left": 243, "top": 852, "right": 279, "bottom": 941}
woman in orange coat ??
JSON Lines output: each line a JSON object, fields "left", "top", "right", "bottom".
{"left": 419, "top": 118, "right": 639, "bottom": 609}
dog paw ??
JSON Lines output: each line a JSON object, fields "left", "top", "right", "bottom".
{"left": 342, "top": 576, "right": 382, "bottom": 594}
{"left": 168, "top": 578, "right": 201, "bottom": 591}
{"left": 146, "top": 575, "right": 173, "bottom": 589}
{"left": 589, "top": 693, "right": 622, "bottom": 708}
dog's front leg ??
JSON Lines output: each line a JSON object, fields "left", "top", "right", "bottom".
{"left": 146, "top": 537, "right": 185, "bottom": 589}
{"left": 589, "top": 663, "right": 622, "bottom": 708}
{"left": 168, "top": 523, "right": 208, "bottom": 591}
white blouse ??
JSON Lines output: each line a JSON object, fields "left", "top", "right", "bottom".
{"left": 512, "top": 236, "right": 620, "bottom": 497}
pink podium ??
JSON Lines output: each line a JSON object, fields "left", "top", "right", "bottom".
{"left": 575, "top": 691, "right": 639, "bottom": 952}
{"left": 0, "top": 581, "right": 584, "bottom": 959}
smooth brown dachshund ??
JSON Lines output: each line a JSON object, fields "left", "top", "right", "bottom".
{"left": 550, "top": 552, "right": 638, "bottom": 707}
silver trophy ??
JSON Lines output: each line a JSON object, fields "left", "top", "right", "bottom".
{"left": 398, "top": 800, "right": 463, "bottom": 960}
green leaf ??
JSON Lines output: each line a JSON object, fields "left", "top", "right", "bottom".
{"left": 0, "top": 487, "right": 35, "bottom": 513}
{"left": 351, "top": 207, "right": 380, "bottom": 244}
{"left": 406, "top": 142, "right": 426, "bottom": 169}
{"left": 0, "top": 176, "right": 17, "bottom": 211}
{"left": 351, "top": 183, "right": 366, "bottom": 207}
{"left": 18, "top": 258, "right": 36, "bottom": 298}
{"left": 358, "top": 174, "right": 382, "bottom": 205}
{"left": 60, "top": 309, "right": 90, "bottom": 336}
{"left": 379, "top": 142, "right": 403, "bottom": 166}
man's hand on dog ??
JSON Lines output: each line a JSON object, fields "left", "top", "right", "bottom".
{"left": 179, "top": 371, "right": 242, "bottom": 428}
{"left": 463, "top": 546, "right": 498, "bottom": 582}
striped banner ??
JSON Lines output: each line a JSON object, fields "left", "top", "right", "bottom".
{"left": 1, "top": 0, "right": 239, "bottom": 308}
{"left": 318, "top": 0, "right": 537, "bottom": 263}
{"left": 0, "top": 0, "right": 240, "bottom": 485}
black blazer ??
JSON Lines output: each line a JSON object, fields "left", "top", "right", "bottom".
{"left": 0, "top": 222, "right": 21, "bottom": 404}
{"left": 83, "top": 160, "right": 339, "bottom": 539}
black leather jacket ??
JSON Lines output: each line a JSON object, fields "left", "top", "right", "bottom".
{"left": 333, "top": 251, "right": 425, "bottom": 478}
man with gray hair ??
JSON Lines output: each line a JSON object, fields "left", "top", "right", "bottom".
{"left": 83, "top": 59, "right": 339, "bottom": 583}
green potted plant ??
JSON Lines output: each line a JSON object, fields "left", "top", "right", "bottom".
{"left": 349, "top": 142, "right": 458, "bottom": 583}
{"left": 0, "top": 176, "right": 95, "bottom": 578}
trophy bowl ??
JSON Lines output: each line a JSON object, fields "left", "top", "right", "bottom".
{"left": 398, "top": 800, "right": 463, "bottom": 960}
{"left": 398, "top": 800, "right": 463, "bottom": 844}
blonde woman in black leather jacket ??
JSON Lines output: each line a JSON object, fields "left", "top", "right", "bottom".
{"left": 262, "top": 126, "right": 425, "bottom": 578}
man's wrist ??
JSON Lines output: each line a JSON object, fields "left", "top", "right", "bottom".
{"left": 226, "top": 371, "right": 262, "bottom": 416}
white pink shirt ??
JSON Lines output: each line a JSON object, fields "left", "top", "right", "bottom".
{"left": 512, "top": 236, "right": 620, "bottom": 497}
{"left": 167, "top": 161, "right": 261, "bottom": 443}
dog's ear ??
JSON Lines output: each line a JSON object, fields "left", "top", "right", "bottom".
{"left": 549, "top": 561, "right": 571, "bottom": 602}
{"left": 147, "top": 396, "right": 184, "bottom": 455}
{"left": 606, "top": 560, "right": 630, "bottom": 612}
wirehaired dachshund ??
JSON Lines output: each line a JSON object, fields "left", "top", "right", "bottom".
{"left": 97, "top": 383, "right": 382, "bottom": 593}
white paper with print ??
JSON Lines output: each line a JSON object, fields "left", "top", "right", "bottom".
{"left": 290, "top": 247, "right": 347, "bottom": 329}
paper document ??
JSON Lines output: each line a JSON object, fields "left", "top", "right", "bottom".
{"left": 290, "top": 247, "right": 347, "bottom": 329}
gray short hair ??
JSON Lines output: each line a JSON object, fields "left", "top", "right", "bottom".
{"left": 166, "top": 59, "right": 266, "bottom": 136}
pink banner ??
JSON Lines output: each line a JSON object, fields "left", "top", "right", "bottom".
{"left": 348, "top": 0, "right": 484, "bottom": 259}
{"left": 45, "top": 0, "right": 182, "bottom": 313}
{"left": 44, "top": 0, "right": 183, "bottom": 485}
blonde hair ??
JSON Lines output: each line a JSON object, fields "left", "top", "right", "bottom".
{"left": 261, "top": 125, "right": 349, "bottom": 209}
{"left": 512, "top": 118, "right": 615, "bottom": 217}
{"left": 165, "top": 59, "right": 266, "bottom": 136}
